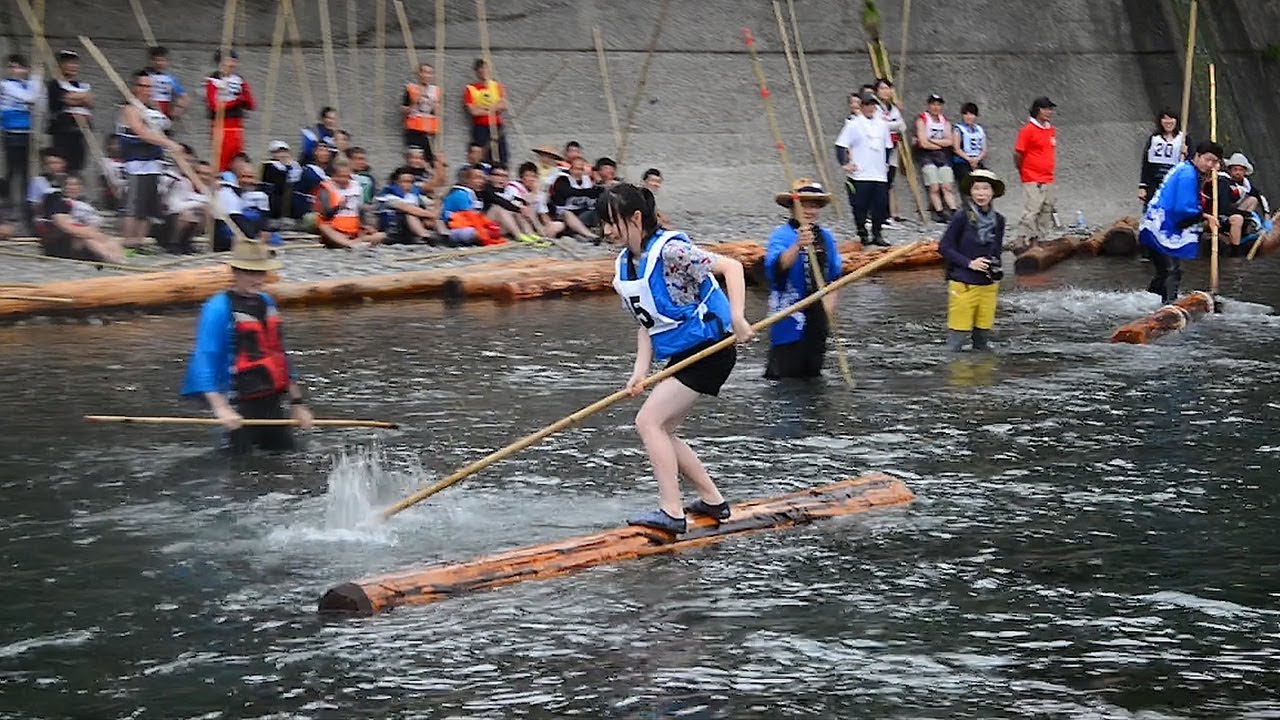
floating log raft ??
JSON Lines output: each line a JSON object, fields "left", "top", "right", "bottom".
{"left": 318, "top": 473, "right": 914, "bottom": 616}
{"left": 1077, "top": 217, "right": 1139, "bottom": 257}
{"left": 1109, "top": 290, "right": 1214, "bottom": 344}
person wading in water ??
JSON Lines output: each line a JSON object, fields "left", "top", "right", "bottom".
{"left": 763, "top": 179, "right": 842, "bottom": 379}
{"left": 605, "top": 183, "right": 754, "bottom": 534}
{"left": 1138, "top": 140, "right": 1223, "bottom": 304}
{"left": 181, "top": 239, "right": 313, "bottom": 453}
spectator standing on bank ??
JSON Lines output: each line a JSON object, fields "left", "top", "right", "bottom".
{"left": 914, "top": 93, "right": 959, "bottom": 223}
{"left": 1012, "top": 96, "right": 1058, "bottom": 250}
{"left": 463, "top": 58, "right": 508, "bottom": 164}
{"left": 951, "top": 102, "right": 988, "bottom": 192}
{"left": 835, "top": 90, "right": 892, "bottom": 246}
{"left": 874, "top": 78, "right": 907, "bottom": 223}
{"left": 145, "top": 46, "right": 188, "bottom": 121}
{"left": 1138, "top": 109, "right": 1184, "bottom": 206}
{"left": 401, "top": 63, "right": 440, "bottom": 161}
{"left": 47, "top": 49, "right": 93, "bottom": 173}
{"left": 117, "top": 70, "right": 182, "bottom": 248}
{"left": 204, "top": 50, "right": 254, "bottom": 172}
{"left": 2, "top": 54, "right": 41, "bottom": 213}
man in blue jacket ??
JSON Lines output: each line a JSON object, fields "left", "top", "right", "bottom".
{"left": 181, "top": 239, "right": 312, "bottom": 453}
{"left": 1138, "top": 141, "right": 1223, "bottom": 303}
{"left": 938, "top": 169, "right": 1006, "bottom": 351}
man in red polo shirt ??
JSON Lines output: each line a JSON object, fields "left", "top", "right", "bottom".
{"left": 1012, "top": 96, "right": 1057, "bottom": 250}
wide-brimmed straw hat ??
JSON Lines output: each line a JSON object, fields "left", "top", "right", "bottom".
{"left": 532, "top": 145, "right": 565, "bottom": 161}
{"left": 1224, "top": 152, "right": 1254, "bottom": 175}
{"left": 227, "top": 238, "right": 283, "bottom": 272}
{"left": 960, "top": 168, "right": 1006, "bottom": 198}
{"left": 774, "top": 178, "right": 832, "bottom": 208}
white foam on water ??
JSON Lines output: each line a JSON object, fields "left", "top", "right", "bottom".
{"left": 0, "top": 628, "right": 98, "bottom": 659}
{"left": 1003, "top": 287, "right": 1159, "bottom": 321}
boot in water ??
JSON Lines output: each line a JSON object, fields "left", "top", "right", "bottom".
{"left": 946, "top": 330, "right": 969, "bottom": 352}
{"left": 971, "top": 328, "right": 992, "bottom": 351}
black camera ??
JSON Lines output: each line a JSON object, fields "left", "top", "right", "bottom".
{"left": 985, "top": 255, "right": 1004, "bottom": 281}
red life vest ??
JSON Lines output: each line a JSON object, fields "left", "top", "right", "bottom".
{"left": 230, "top": 292, "right": 290, "bottom": 400}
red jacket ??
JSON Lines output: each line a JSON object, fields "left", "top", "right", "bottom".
{"left": 1014, "top": 120, "right": 1056, "bottom": 184}
{"left": 204, "top": 73, "right": 255, "bottom": 127}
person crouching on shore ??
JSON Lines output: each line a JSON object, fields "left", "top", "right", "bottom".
{"left": 181, "top": 239, "right": 312, "bottom": 453}
{"left": 938, "top": 169, "right": 1007, "bottom": 351}
{"left": 763, "top": 179, "right": 842, "bottom": 379}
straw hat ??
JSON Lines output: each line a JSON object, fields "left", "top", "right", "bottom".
{"left": 227, "top": 238, "right": 283, "bottom": 272}
{"left": 532, "top": 145, "right": 565, "bottom": 161}
{"left": 960, "top": 168, "right": 1006, "bottom": 198}
{"left": 1224, "top": 152, "right": 1254, "bottom": 175}
{"left": 774, "top": 178, "right": 832, "bottom": 208}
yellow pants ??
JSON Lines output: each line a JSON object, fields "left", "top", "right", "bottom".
{"left": 947, "top": 281, "right": 998, "bottom": 331}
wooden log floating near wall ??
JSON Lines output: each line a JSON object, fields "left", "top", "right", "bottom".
{"left": 1077, "top": 217, "right": 1139, "bottom": 257}
{"left": 318, "top": 473, "right": 914, "bottom": 616}
{"left": 1013, "top": 234, "right": 1085, "bottom": 275}
{"left": 1109, "top": 291, "right": 1214, "bottom": 344}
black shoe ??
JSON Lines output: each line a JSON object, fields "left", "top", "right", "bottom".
{"left": 627, "top": 509, "right": 687, "bottom": 534}
{"left": 856, "top": 233, "right": 869, "bottom": 246}
{"left": 685, "top": 498, "right": 731, "bottom": 521}
{"left": 870, "top": 235, "right": 891, "bottom": 247}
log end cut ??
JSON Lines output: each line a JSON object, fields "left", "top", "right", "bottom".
{"left": 318, "top": 582, "right": 379, "bottom": 616}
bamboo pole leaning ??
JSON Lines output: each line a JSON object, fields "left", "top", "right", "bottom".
{"left": 85, "top": 415, "right": 399, "bottom": 429}
{"left": 317, "top": 0, "right": 340, "bottom": 113}
{"left": 347, "top": 0, "right": 360, "bottom": 130}
{"left": 743, "top": 27, "right": 855, "bottom": 390}
{"left": 128, "top": 0, "right": 159, "bottom": 47}
{"left": 616, "top": 0, "right": 673, "bottom": 169}
{"left": 26, "top": 0, "right": 45, "bottom": 183}
{"left": 1179, "top": 0, "right": 1198, "bottom": 144}
{"left": 475, "top": 0, "right": 500, "bottom": 161}
{"left": 867, "top": 46, "right": 928, "bottom": 223}
{"left": 380, "top": 240, "right": 925, "bottom": 519}
{"left": 0, "top": 246, "right": 157, "bottom": 273}
{"left": 284, "top": 0, "right": 318, "bottom": 125}
{"left": 593, "top": 26, "right": 623, "bottom": 156}
{"left": 435, "top": 0, "right": 446, "bottom": 152}
{"left": 375, "top": 0, "right": 386, "bottom": 135}
{"left": 1208, "top": 62, "right": 1219, "bottom": 296}
{"left": 786, "top": 0, "right": 843, "bottom": 220}
{"left": 257, "top": 1, "right": 289, "bottom": 178}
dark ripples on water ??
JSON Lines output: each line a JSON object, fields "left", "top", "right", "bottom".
{"left": 1, "top": 257, "right": 1279, "bottom": 718}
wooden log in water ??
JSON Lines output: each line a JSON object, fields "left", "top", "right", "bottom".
{"left": 1013, "top": 235, "right": 1085, "bottom": 275}
{"left": 318, "top": 473, "right": 914, "bottom": 615}
{"left": 1109, "top": 290, "right": 1214, "bottom": 344}
{"left": 1077, "top": 217, "right": 1139, "bottom": 257}
{"left": 0, "top": 266, "right": 233, "bottom": 318}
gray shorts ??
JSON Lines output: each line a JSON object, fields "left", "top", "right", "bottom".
{"left": 128, "top": 173, "right": 163, "bottom": 220}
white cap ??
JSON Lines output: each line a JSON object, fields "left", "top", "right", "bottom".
{"left": 268, "top": 140, "right": 290, "bottom": 153}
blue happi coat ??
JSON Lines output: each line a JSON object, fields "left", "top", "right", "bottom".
{"left": 764, "top": 221, "right": 841, "bottom": 346}
{"left": 1139, "top": 160, "right": 1204, "bottom": 259}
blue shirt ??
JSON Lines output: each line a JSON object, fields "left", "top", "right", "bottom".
{"left": 764, "top": 222, "right": 841, "bottom": 346}
{"left": 441, "top": 186, "right": 480, "bottom": 223}
{"left": 180, "top": 291, "right": 294, "bottom": 397}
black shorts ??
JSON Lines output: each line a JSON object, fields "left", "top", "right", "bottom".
{"left": 666, "top": 338, "right": 737, "bottom": 396}
{"left": 128, "top": 173, "right": 163, "bottom": 220}
{"left": 226, "top": 393, "right": 295, "bottom": 454}
{"left": 764, "top": 305, "right": 829, "bottom": 380}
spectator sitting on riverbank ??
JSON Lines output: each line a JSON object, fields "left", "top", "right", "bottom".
{"left": 299, "top": 106, "right": 340, "bottom": 165}
{"left": 38, "top": 174, "right": 125, "bottom": 263}
{"left": 347, "top": 146, "right": 376, "bottom": 205}
{"left": 99, "top": 135, "right": 126, "bottom": 213}
{"left": 260, "top": 140, "right": 301, "bottom": 220}
{"left": 375, "top": 166, "right": 436, "bottom": 245}
{"left": 462, "top": 142, "right": 492, "bottom": 176}
{"left": 442, "top": 166, "right": 500, "bottom": 246}
{"left": 159, "top": 145, "right": 210, "bottom": 254}
{"left": 548, "top": 157, "right": 602, "bottom": 239}
{"left": 291, "top": 141, "right": 333, "bottom": 219}
{"left": 26, "top": 148, "right": 64, "bottom": 231}
{"left": 215, "top": 160, "right": 270, "bottom": 252}
{"left": 532, "top": 145, "right": 564, "bottom": 186}
{"left": 316, "top": 158, "right": 385, "bottom": 249}
{"left": 642, "top": 167, "right": 669, "bottom": 228}
{"left": 594, "top": 157, "right": 619, "bottom": 188}
{"left": 482, "top": 163, "right": 539, "bottom": 243}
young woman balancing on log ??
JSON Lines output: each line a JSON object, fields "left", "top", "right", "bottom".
{"left": 181, "top": 240, "right": 313, "bottom": 453}
{"left": 605, "top": 183, "right": 755, "bottom": 534}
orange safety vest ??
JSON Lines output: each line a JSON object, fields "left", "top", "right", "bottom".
{"left": 404, "top": 83, "right": 440, "bottom": 135}
{"left": 315, "top": 179, "right": 363, "bottom": 236}
{"left": 230, "top": 293, "right": 290, "bottom": 400}
{"left": 447, "top": 210, "right": 505, "bottom": 246}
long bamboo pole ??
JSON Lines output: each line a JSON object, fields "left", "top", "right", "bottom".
{"left": 1247, "top": 210, "right": 1279, "bottom": 261}
{"left": 744, "top": 27, "right": 855, "bottom": 389}
{"left": 26, "top": 0, "right": 46, "bottom": 182}
{"left": 772, "top": 1, "right": 838, "bottom": 219}
{"left": 347, "top": 0, "right": 360, "bottom": 132}
{"left": 897, "top": 0, "right": 911, "bottom": 98}
{"left": 284, "top": 0, "right": 317, "bottom": 125}
{"left": 435, "top": 0, "right": 446, "bottom": 154}
{"left": 0, "top": 293, "right": 74, "bottom": 303}
{"left": 375, "top": 0, "right": 386, "bottom": 135}
{"left": 475, "top": 0, "right": 500, "bottom": 162}
{"left": 785, "top": 0, "right": 844, "bottom": 219}
{"left": 128, "top": 0, "right": 159, "bottom": 47}
{"left": 381, "top": 240, "right": 923, "bottom": 519}
{"left": 257, "top": 1, "right": 288, "bottom": 177}
{"left": 593, "top": 26, "right": 623, "bottom": 157}
{"left": 318, "top": 0, "right": 340, "bottom": 113}
{"left": 616, "top": 0, "right": 673, "bottom": 169}
{"left": 1209, "top": 62, "right": 1218, "bottom": 297}
{"left": 206, "top": 0, "right": 238, "bottom": 249}
{"left": 1179, "top": 0, "right": 1198, "bottom": 143}
{"left": 85, "top": 415, "right": 399, "bottom": 429}
{"left": 509, "top": 58, "right": 569, "bottom": 121}
{"left": 0, "top": 246, "right": 154, "bottom": 273}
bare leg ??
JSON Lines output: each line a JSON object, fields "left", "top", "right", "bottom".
{"left": 487, "top": 206, "right": 522, "bottom": 238}
{"left": 941, "top": 184, "right": 959, "bottom": 211}
{"left": 1229, "top": 215, "right": 1243, "bottom": 245}
{"left": 123, "top": 216, "right": 147, "bottom": 247}
{"left": 562, "top": 211, "right": 595, "bottom": 239}
{"left": 318, "top": 225, "right": 361, "bottom": 248}
{"left": 634, "top": 377, "right": 711, "bottom": 518}
{"left": 540, "top": 219, "right": 565, "bottom": 238}
{"left": 927, "top": 183, "right": 943, "bottom": 212}
{"left": 1239, "top": 196, "right": 1259, "bottom": 213}
{"left": 78, "top": 228, "right": 126, "bottom": 263}
{"left": 404, "top": 214, "right": 431, "bottom": 239}
{"left": 359, "top": 229, "right": 387, "bottom": 246}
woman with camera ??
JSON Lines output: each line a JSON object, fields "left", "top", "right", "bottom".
{"left": 938, "top": 169, "right": 1007, "bottom": 351}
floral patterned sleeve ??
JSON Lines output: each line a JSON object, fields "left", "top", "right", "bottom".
{"left": 661, "top": 238, "right": 716, "bottom": 305}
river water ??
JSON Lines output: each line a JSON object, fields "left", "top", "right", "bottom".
{"left": 2, "top": 254, "right": 1278, "bottom": 719}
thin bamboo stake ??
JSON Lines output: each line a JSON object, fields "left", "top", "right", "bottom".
{"left": 897, "top": 0, "right": 911, "bottom": 97}
{"left": 1179, "top": 0, "right": 1198, "bottom": 143}
{"left": 258, "top": 1, "right": 288, "bottom": 177}
{"left": 475, "top": 0, "right": 500, "bottom": 161}
{"left": 392, "top": 241, "right": 520, "bottom": 263}
{"left": 0, "top": 246, "right": 155, "bottom": 273}
{"left": 347, "top": 0, "right": 359, "bottom": 131}
{"left": 381, "top": 240, "right": 924, "bottom": 519}
{"left": 0, "top": 293, "right": 74, "bottom": 303}
{"left": 318, "top": 0, "right": 340, "bottom": 113}
{"left": 1247, "top": 210, "right": 1279, "bottom": 261}
{"left": 128, "top": 0, "right": 159, "bottom": 47}
{"left": 773, "top": 1, "right": 839, "bottom": 220}
{"left": 617, "top": 0, "right": 673, "bottom": 169}
{"left": 85, "top": 415, "right": 399, "bottom": 429}
{"left": 285, "top": 0, "right": 318, "bottom": 124}
{"left": 375, "top": 0, "right": 386, "bottom": 135}
{"left": 26, "top": 0, "right": 46, "bottom": 182}
{"left": 1209, "top": 62, "right": 1218, "bottom": 297}
{"left": 207, "top": 0, "right": 238, "bottom": 248}
{"left": 744, "top": 27, "right": 855, "bottom": 389}
{"left": 593, "top": 26, "right": 623, "bottom": 157}
{"left": 435, "top": 0, "right": 446, "bottom": 153}
{"left": 786, "top": 0, "right": 844, "bottom": 219}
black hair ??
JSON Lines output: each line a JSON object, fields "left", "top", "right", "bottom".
{"left": 391, "top": 165, "right": 416, "bottom": 182}
{"left": 467, "top": 142, "right": 484, "bottom": 150}
{"left": 8, "top": 54, "right": 28, "bottom": 67}
{"left": 961, "top": 102, "right": 979, "bottom": 116}
{"left": 418, "top": 62, "right": 432, "bottom": 71}
{"left": 132, "top": 69, "right": 149, "bottom": 82}
{"left": 473, "top": 58, "right": 487, "bottom": 71}
{"left": 40, "top": 147, "right": 62, "bottom": 160}
{"left": 148, "top": 46, "right": 168, "bottom": 59}
{"left": 1156, "top": 107, "right": 1180, "bottom": 134}
{"left": 642, "top": 167, "right": 662, "bottom": 180}
{"left": 1194, "top": 140, "right": 1224, "bottom": 158}
{"left": 874, "top": 77, "right": 893, "bottom": 89}
{"left": 320, "top": 106, "right": 336, "bottom": 120}
{"left": 180, "top": 143, "right": 195, "bottom": 155}
{"left": 594, "top": 157, "right": 617, "bottom": 170}
{"left": 565, "top": 140, "right": 582, "bottom": 151}
{"left": 231, "top": 152, "right": 251, "bottom": 165}
{"left": 490, "top": 161, "right": 509, "bottom": 172}
{"left": 517, "top": 161, "right": 538, "bottom": 176}
{"left": 599, "top": 183, "right": 658, "bottom": 239}
{"left": 196, "top": 159, "right": 211, "bottom": 168}
{"left": 346, "top": 146, "right": 366, "bottom": 157}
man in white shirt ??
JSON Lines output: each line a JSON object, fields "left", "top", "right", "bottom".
{"left": 835, "top": 91, "right": 893, "bottom": 246}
